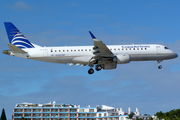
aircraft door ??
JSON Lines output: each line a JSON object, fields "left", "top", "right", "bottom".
{"left": 156, "top": 46, "right": 161, "bottom": 54}
{"left": 43, "top": 49, "right": 48, "bottom": 56}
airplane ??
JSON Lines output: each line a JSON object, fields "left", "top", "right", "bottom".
{"left": 2, "top": 22, "right": 178, "bottom": 74}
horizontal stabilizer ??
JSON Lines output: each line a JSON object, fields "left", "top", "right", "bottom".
{"left": 8, "top": 43, "right": 27, "bottom": 53}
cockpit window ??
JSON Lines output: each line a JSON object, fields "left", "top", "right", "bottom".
{"left": 164, "top": 47, "right": 169, "bottom": 49}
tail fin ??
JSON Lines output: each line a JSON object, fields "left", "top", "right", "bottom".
{"left": 4, "top": 22, "right": 35, "bottom": 49}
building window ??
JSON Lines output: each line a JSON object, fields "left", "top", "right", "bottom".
{"left": 89, "top": 109, "right": 94, "bottom": 112}
{"left": 79, "top": 109, "right": 84, "bottom": 112}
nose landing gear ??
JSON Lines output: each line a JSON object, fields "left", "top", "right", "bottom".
{"left": 157, "top": 60, "right": 163, "bottom": 69}
{"left": 158, "top": 65, "right": 162, "bottom": 69}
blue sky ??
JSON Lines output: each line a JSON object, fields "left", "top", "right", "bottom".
{"left": 1, "top": 0, "right": 180, "bottom": 119}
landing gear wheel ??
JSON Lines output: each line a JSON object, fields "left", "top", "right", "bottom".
{"left": 95, "top": 65, "right": 102, "bottom": 71}
{"left": 158, "top": 65, "right": 162, "bottom": 69}
{"left": 88, "top": 68, "right": 94, "bottom": 74}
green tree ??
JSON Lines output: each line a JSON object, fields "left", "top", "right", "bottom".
{"left": 155, "top": 111, "right": 164, "bottom": 119}
{"left": 0, "top": 108, "right": 7, "bottom": 120}
{"left": 128, "top": 113, "right": 135, "bottom": 119}
{"left": 149, "top": 117, "right": 153, "bottom": 120}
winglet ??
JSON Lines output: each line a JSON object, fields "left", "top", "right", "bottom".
{"left": 89, "top": 31, "right": 97, "bottom": 39}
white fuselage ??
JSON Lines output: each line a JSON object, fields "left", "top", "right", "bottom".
{"left": 13, "top": 44, "right": 177, "bottom": 64}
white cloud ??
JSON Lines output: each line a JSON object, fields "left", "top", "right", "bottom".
{"left": 6, "top": 1, "right": 31, "bottom": 10}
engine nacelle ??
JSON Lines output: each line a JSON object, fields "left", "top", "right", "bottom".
{"left": 114, "top": 54, "right": 130, "bottom": 64}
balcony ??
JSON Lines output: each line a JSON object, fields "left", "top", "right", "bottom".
{"left": 60, "top": 110, "right": 68, "bottom": 113}
{"left": 14, "top": 110, "right": 23, "bottom": 112}
{"left": 14, "top": 115, "right": 22, "bottom": 118}
{"left": 51, "top": 114, "right": 58, "bottom": 117}
{"left": 43, "top": 110, "right": 50, "bottom": 113}
{"left": 70, "top": 110, "right": 77, "bottom": 113}
{"left": 24, "top": 110, "right": 31, "bottom": 113}
{"left": 51, "top": 110, "right": 58, "bottom": 113}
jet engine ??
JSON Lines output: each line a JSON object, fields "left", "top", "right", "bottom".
{"left": 113, "top": 54, "right": 130, "bottom": 64}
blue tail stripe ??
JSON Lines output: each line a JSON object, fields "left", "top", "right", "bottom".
{"left": 13, "top": 42, "right": 34, "bottom": 48}
{"left": 11, "top": 38, "right": 33, "bottom": 47}
{"left": 4, "top": 22, "right": 34, "bottom": 49}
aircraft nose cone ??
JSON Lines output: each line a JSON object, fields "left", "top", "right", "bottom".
{"left": 175, "top": 53, "right": 178, "bottom": 58}
{"left": 173, "top": 52, "right": 178, "bottom": 58}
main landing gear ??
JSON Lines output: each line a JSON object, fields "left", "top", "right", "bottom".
{"left": 95, "top": 65, "right": 102, "bottom": 71}
{"left": 157, "top": 60, "right": 163, "bottom": 69}
{"left": 88, "top": 65, "right": 102, "bottom": 74}
{"left": 88, "top": 68, "right": 94, "bottom": 74}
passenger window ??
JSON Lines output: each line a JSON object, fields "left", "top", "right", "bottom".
{"left": 67, "top": 50, "right": 69, "bottom": 52}
{"left": 74, "top": 50, "right": 76, "bottom": 52}
{"left": 81, "top": 49, "right": 83, "bottom": 51}
{"left": 114, "top": 49, "right": 116, "bottom": 50}
{"left": 63, "top": 50, "right": 65, "bottom": 52}
{"left": 145, "top": 48, "right": 147, "bottom": 50}
{"left": 141, "top": 48, "right": 143, "bottom": 50}
{"left": 118, "top": 48, "right": 120, "bottom": 50}
{"left": 89, "top": 49, "right": 91, "bottom": 51}
{"left": 78, "top": 50, "right": 80, "bottom": 51}
{"left": 55, "top": 50, "right": 57, "bottom": 52}
{"left": 51, "top": 49, "right": 53, "bottom": 52}
{"left": 71, "top": 50, "right": 73, "bottom": 52}
{"left": 137, "top": 48, "right": 139, "bottom": 50}
{"left": 126, "top": 48, "right": 128, "bottom": 50}
{"left": 130, "top": 48, "right": 131, "bottom": 50}
{"left": 85, "top": 49, "right": 87, "bottom": 51}
{"left": 122, "top": 48, "right": 124, "bottom": 50}
{"left": 110, "top": 49, "right": 112, "bottom": 51}
{"left": 133, "top": 48, "right": 135, "bottom": 50}
{"left": 59, "top": 50, "right": 61, "bottom": 52}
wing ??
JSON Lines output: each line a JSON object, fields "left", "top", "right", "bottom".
{"left": 89, "top": 31, "right": 114, "bottom": 57}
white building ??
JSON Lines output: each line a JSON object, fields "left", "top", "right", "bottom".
{"left": 13, "top": 102, "right": 144, "bottom": 120}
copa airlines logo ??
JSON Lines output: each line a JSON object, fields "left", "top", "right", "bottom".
{"left": 11, "top": 33, "right": 34, "bottom": 49}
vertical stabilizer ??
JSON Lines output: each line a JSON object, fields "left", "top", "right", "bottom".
{"left": 4, "top": 22, "right": 35, "bottom": 49}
